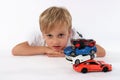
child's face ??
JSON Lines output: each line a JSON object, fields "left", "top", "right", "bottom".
{"left": 43, "top": 25, "right": 71, "bottom": 52}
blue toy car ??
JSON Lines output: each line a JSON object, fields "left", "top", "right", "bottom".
{"left": 64, "top": 46, "right": 97, "bottom": 58}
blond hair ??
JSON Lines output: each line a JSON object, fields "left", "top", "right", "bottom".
{"left": 39, "top": 6, "right": 72, "bottom": 33}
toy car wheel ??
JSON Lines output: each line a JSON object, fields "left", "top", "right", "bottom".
{"left": 89, "top": 39, "right": 94, "bottom": 41}
{"left": 90, "top": 50, "right": 95, "bottom": 54}
{"left": 90, "top": 54, "right": 95, "bottom": 59}
{"left": 81, "top": 68, "right": 88, "bottom": 73}
{"left": 102, "top": 67, "right": 108, "bottom": 72}
{"left": 70, "top": 52, "right": 76, "bottom": 57}
{"left": 75, "top": 59, "right": 80, "bottom": 65}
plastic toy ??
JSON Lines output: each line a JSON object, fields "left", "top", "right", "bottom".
{"left": 71, "top": 39, "right": 96, "bottom": 49}
{"left": 64, "top": 38, "right": 97, "bottom": 65}
{"left": 73, "top": 59, "right": 112, "bottom": 73}
{"left": 64, "top": 46, "right": 97, "bottom": 58}
{"left": 64, "top": 33, "right": 112, "bottom": 73}
{"left": 65, "top": 54, "right": 96, "bottom": 65}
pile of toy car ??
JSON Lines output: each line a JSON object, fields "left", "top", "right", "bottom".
{"left": 64, "top": 38, "right": 112, "bottom": 73}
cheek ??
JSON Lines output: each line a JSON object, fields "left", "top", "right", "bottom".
{"left": 66, "top": 33, "right": 70, "bottom": 40}
{"left": 45, "top": 39, "right": 52, "bottom": 45}
{"left": 61, "top": 37, "right": 69, "bottom": 45}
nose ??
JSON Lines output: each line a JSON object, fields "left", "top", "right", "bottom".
{"left": 52, "top": 37, "right": 60, "bottom": 44}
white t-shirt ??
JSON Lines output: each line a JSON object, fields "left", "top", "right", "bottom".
{"left": 28, "top": 28, "right": 82, "bottom": 47}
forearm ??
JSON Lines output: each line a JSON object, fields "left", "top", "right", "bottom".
{"left": 12, "top": 42, "right": 46, "bottom": 56}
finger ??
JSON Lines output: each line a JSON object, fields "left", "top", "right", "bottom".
{"left": 47, "top": 54, "right": 65, "bottom": 57}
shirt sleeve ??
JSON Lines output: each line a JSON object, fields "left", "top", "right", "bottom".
{"left": 27, "top": 32, "right": 45, "bottom": 46}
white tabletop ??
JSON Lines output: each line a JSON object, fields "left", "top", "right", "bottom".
{"left": 0, "top": 50, "right": 119, "bottom": 80}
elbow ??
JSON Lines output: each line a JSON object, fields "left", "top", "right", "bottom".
{"left": 11, "top": 42, "right": 29, "bottom": 56}
{"left": 11, "top": 46, "right": 21, "bottom": 56}
{"left": 12, "top": 47, "right": 18, "bottom": 56}
{"left": 96, "top": 48, "right": 106, "bottom": 57}
{"left": 102, "top": 49, "right": 106, "bottom": 57}
{"left": 95, "top": 44, "right": 106, "bottom": 57}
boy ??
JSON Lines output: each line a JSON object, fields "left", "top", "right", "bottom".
{"left": 12, "top": 6, "right": 106, "bottom": 57}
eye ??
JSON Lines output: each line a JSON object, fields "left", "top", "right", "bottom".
{"left": 58, "top": 33, "right": 65, "bottom": 38}
{"left": 46, "top": 34, "right": 53, "bottom": 38}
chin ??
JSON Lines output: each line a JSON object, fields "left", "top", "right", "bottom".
{"left": 54, "top": 49, "right": 61, "bottom": 52}
{"left": 51, "top": 46, "right": 63, "bottom": 51}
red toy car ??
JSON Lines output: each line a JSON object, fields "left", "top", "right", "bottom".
{"left": 71, "top": 39, "right": 96, "bottom": 49}
{"left": 73, "top": 59, "right": 112, "bottom": 73}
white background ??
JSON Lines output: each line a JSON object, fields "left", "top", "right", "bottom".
{"left": 0, "top": 0, "right": 120, "bottom": 80}
{"left": 0, "top": 0, "right": 120, "bottom": 53}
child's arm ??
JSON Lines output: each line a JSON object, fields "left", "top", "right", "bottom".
{"left": 95, "top": 44, "right": 106, "bottom": 57}
{"left": 12, "top": 41, "right": 64, "bottom": 56}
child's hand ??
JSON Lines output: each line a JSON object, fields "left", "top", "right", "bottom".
{"left": 47, "top": 51, "right": 65, "bottom": 57}
{"left": 45, "top": 47, "right": 65, "bottom": 57}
